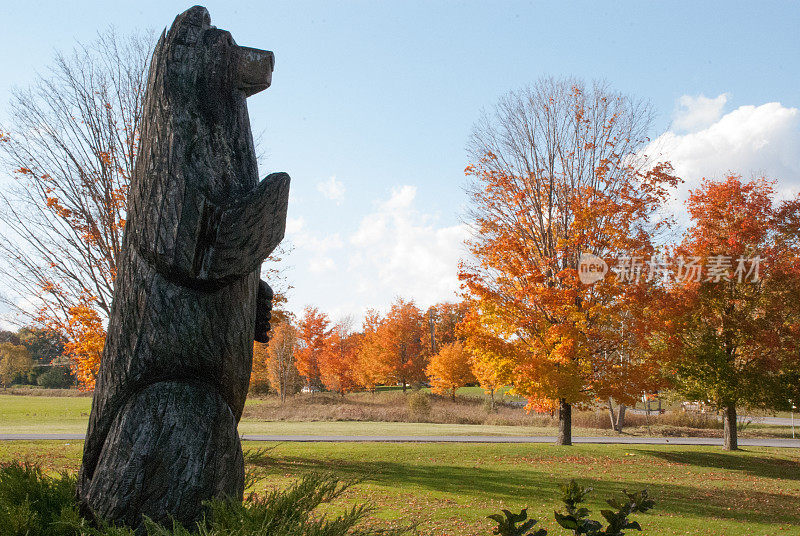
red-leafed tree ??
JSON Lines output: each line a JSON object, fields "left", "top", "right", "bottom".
{"left": 295, "top": 306, "right": 330, "bottom": 389}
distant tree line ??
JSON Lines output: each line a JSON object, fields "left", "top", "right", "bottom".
{"left": 0, "top": 328, "right": 72, "bottom": 388}
{"left": 249, "top": 299, "right": 486, "bottom": 402}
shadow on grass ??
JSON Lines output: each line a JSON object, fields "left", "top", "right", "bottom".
{"left": 248, "top": 452, "right": 800, "bottom": 526}
{"left": 634, "top": 448, "right": 800, "bottom": 481}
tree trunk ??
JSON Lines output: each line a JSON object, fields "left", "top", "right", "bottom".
{"left": 723, "top": 403, "right": 738, "bottom": 450}
{"left": 616, "top": 404, "right": 626, "bottom": 432}
{"left": 402, "top": 380, "right": 407, "bottom": 393}
{"left": 557, "top": 398, "right": 572, "bottom": 445}
{"left": 607, "top": 398, "right": 617, "bottom": 431}
{"left": 76, "top": 7, "right": 289, "bottom": 529}
{"left": 451, "top": 388, "right": 456, "bottom": 402}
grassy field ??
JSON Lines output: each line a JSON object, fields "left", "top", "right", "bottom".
{"left": 1, "top": 440, "right": 798, "bottom": 535}
{"left": 1, "top": 393, "right": 794, "bottom": 439}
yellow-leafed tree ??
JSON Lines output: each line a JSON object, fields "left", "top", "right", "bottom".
{"left": 0, "top": 342, "right": 33, "bottom": 387}
{"left": 426, "top": 341, "right": 474, "bottom": 401}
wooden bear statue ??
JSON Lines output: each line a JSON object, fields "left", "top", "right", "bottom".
{"left": 77, "top": 5, "right": 290, "bottom": 528}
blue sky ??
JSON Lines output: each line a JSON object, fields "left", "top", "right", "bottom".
{"left": 1, "top": 1, "right": 799, "bottom": 324}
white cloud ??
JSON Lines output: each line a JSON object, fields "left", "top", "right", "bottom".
{"left": 309, "top": 256, "right": 336, "bottom": 274}
{"left": 286, "top": 215, "right": 343, "bottom": 254}
{"left": 316, "top": 175, "right": 346, "bottom": 204}
{"left": 286, "top": 216, "right": 305, "bottom": 235}
{"left": 285, "top": 213, "right": 344, "bottom": 280}
{"left": 645, "top": 98, "right": 800, "bottom": 223}
{"left": 348, "top": 186, "right": 469, "bottom": 309}
{"left": 672, "top": 93, "right": 729, "bottom": 133}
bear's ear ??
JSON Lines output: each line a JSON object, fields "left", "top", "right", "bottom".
{"left": 168, "top": 5, "right": 212, "bottom": 45}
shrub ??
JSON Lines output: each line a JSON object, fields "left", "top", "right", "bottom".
{"left": 487, "top": 508, "right": 546, "bottom": 536}
{"left": 488, "top": 480, "right": 654, "bottom": 536}
{"left": 0, "top": 461, "right": 407, "bottom": 536}
{"left": 554, "top": 480, "right": 654, "bottom": 536}
{"left": 0, "top": 461, "right": 77, "bottom": 536}
{"left": 407, "top": 390, "right": 431, "bottom": 419}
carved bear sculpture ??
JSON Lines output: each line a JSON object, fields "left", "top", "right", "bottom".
{"left": 77, "top": 6, "right": 290, "bottom": 528}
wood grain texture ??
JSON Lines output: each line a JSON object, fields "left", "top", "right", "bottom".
{"left": 77, "top": 5, "right": 289, "bottom": 528}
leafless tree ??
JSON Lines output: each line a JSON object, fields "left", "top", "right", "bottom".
{"left": 0, "top": 28, "right": 153, "bottom": 329}
{"left": 467, "top": 77, "right": 658, "bottom": 274}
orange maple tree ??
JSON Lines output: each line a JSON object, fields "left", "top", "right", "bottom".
{"left": 469, "top": 354, "right": 501, "bottom": 404}
{"left": 295, "top": 306, "right": 331, "bottom": 389}
{"left": 460, "top": 78, "right": 679, "bottom": 444}
{"left": 376, "top": 298, "right": 427, "bottom": 392}
{"left": 266, "top": 321, "right": 300, "bottom": 402}
{"left": 60, "top": 296, "right": 106, "bottom": 389}
{"left": 319, "top": 320, "right": 359, "bottom": 395}
{"left": 352, "top": 310, "right": 386, "bottom": 392}
{"left": 250, "top": 340, "right": 272, "bottom": 394}
{"left": 426, "top": 341, "right": 474, "bottom": 401}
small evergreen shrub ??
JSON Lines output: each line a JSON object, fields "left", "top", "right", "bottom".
{"left": 0, "top": 461, "right": 407, "bottom": 536}
{"left": 0, "top": 461, "right": 77, "bottom": 536}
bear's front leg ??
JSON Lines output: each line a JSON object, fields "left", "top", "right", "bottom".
{"left": 254, "top": 279, "right": 273, "bottom": 343}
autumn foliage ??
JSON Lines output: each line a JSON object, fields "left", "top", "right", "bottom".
{"left": 663, "top": 175, "right": 800, "bottom": 449}
{"left": 0, "top": 342, "right": 33, "bottom": 387}
{"left": 267, "top": 322, "right": 301, "bottom": 401}
{"left": 353, "top": 310, "right": 385, "bottom": 391}
{"left": 426, "top": 341, "right": 474, "bottom": 400}
{"left": 374, "top": 299, "right": 428, "bottom": 392}
{"left": 60, "top": 296, "right": 106, "bottom": 389}
{"left": 460, "top": 79, "right": 679, "bottom": 443}
{"left": 319, "top": 321, "right": 359, "bottom": 395}
{"left": 295, "top": 307, "right": 331, "bottom": 389}
{"left": 265, "top": 299, "right": 468, "bottom": 397}
{"left": 0, "top": 31, "right": 152, "bottom": 389}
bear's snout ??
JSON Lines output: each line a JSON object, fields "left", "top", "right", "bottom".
{"left": 236, "top": 46, "right": 274, "bottom": 97}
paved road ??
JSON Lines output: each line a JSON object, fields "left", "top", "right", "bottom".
{"left": 1, "top": 433, "right": 798, "bottom": 448}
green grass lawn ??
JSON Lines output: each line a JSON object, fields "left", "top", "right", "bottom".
{"left": 0, "top": 393, "right": 584, "bottom": 436}
{"left": 1, "top": 440, "right": 799, "bottom": 535}
{"left": 0, "top": 394, "right": 92, "bottom": 433}
{"left": 238, "top": 420, "right": 563, "bottom": 436}
{"left": 2, "top": 394, "right": 795, "bottom": 439}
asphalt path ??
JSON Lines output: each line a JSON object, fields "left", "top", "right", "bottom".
{"left": 1, "top": 433, "right": 798, "bottom": 448}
